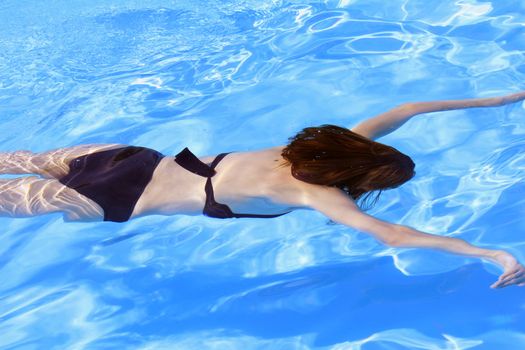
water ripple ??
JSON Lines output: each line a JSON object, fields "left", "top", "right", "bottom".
{"left": 1, "top": 0, "right": 525, "bottom": 348}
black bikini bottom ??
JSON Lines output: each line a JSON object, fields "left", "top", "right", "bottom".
{"left": 59, "top": 146, "right": 165, "bottom": 222}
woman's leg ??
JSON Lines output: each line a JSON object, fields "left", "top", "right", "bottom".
{"left": 0, "top": 176, "right": 104, "bottom": 221}
{"left": 0, "top": 144, "right": 125, "bottom": 179}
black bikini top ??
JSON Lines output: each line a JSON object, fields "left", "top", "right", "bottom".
{"left": 174, "top": 147, "right": 291, "bottom": 219}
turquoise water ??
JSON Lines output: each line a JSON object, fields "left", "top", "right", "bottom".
{"left": 1, "top": 0, "right": 525, "bottom": 349}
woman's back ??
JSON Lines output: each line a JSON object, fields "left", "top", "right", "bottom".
{"left": 132, "top": 145, "right": 307, "bottom": 219}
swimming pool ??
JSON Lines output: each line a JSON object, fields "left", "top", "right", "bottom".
{"left": 1, "top": 0, "right": 524, "bottom": 348}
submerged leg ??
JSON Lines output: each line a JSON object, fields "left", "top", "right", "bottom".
{"left": 0, "top": 150, "right": 40, "bottom": 175}
{"left": 0, "top": 176, "right": 104, "bottom": 222}
{"left": 0, "top": 144, "right": 125, "bottom": 179}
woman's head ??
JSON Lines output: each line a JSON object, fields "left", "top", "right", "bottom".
{"left": 281, "top": 124, "right": 415, "bottom": 209}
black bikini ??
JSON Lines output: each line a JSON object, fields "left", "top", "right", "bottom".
{"left": 59, "top": 146, "right": 290, "bottom": 222}
{"left": 59, "top": 146, "right": 164, "bottom": 222}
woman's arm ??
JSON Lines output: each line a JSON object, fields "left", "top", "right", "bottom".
{"left": 351, "top": 91, "right": 525, "bottom": 140}
{"left": 304, "top": 185, "right": 525, "bottom": 288}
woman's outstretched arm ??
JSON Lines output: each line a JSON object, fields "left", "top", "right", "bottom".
{"left": 303, "top": 185, "right": 525, "bottom": 289}
{"left": 351, "top": 91, "right": 525, "bottom": 140}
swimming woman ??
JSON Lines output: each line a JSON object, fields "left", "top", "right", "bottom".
{"left": 2, "top": 91, "right": 525, "bottom": 288}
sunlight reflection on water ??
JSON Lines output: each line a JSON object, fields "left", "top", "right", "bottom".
{"left": 1, "top": 0, "right": 525, "bottom": 348}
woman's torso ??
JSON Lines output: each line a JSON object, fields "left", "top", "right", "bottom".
{"left": 131, "top": 146, "right": 310, "bottom": 219}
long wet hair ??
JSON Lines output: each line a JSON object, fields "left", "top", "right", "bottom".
{"left": 280, "top": 124, "right": 415, "bottom": 209}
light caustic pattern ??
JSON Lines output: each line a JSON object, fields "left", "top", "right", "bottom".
{"left": 0, "top": 0, "right": 525, "bottom": 349}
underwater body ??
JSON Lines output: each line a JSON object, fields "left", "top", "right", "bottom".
{"left": 1, "top": 0, "right": 525, "bottom": 349}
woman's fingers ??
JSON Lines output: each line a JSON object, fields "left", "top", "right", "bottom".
{"left": 493, "top": 273, "right": 525, "bottom": 288}
{"left": 499, "top": 278, "right": 525, "bottom": 288}
{"left": 503, "top": 91, "right": 525, "bottom": 104}
{"left": 500, "top": 268, "right": 524, "bottom": 283}
{"left": 496, "top": 270, "right": 521, "bottom": 285}
{"left": 491, "top": 266, "right": 525, "bottom": 288}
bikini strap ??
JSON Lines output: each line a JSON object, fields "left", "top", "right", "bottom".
{"left": 209, "top": 152, "right": 232, "bottom": 170}
{"left": 205, "top": 152, "right": 232, "bottom": 202}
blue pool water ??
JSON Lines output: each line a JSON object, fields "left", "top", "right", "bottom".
{"left": 1, "top": 0, "right": 525, "bottom": 348}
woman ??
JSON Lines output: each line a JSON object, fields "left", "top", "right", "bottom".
{"left": 2, "top": 91, "right": 525, "bottom": 288}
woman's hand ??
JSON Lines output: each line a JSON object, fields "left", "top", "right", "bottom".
{"left": 499, "top": 90, "right": 525, "bottom": 105}
{"left": 488, "top": 250, "right": 525, "bottom": 289}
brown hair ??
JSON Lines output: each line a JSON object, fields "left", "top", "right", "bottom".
{"left": 280, "top": 124, "right": 415, "bottom": 209}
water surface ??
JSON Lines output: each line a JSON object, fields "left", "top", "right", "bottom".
{"left": 1, "top": 0, "right": 525, "bottom": 349}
